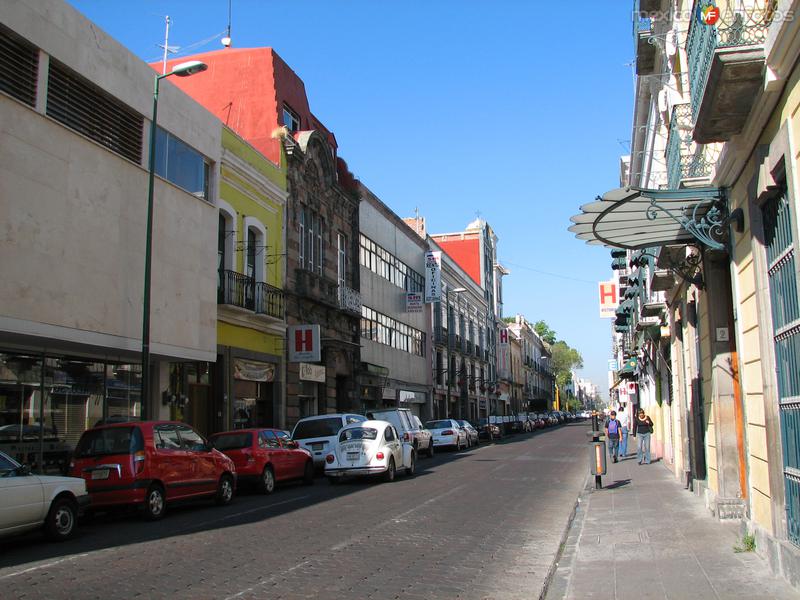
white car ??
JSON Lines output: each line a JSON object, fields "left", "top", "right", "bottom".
{"left": 291, "top": 413, "right": 367, "bottom": 469}
{"left": 324, "top": 420, "right": 415, "bottom": 483}
{"left": 425, "top": 419, "right": 468, "bottom": 450}
{"left": 0, "top": 451, "right": 90, "bottom": 541}
{"left": 456, "top": 420, "right": 480, "bottom": 447}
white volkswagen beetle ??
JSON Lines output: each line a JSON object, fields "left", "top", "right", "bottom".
{"left": 0, "top": 450, "right": 90, "bottom": 541}
{"left": 324, "top": 420, "right": 415, "bottom": 483}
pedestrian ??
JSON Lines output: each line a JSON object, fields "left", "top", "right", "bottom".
{"left": 618, "top": 407, "right": 629, "bottom": 457}
{"left": 636, "top": 408, "right": 654, "bottom": 464}
{"left": 604, "top": 410, "right": 622, "bottom": 463}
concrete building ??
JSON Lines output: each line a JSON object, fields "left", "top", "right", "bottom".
{"left": 358, "top": 185, "right": 430, "bottom": 418}
{"left": 162, "top": 47, "right": 362, "bottom": 428}
{"left": 571, "top": 0, "right": 800, "bottom": 589}
{"left": 0, "top": 0, "right": 221, "bottom": 469}
{"left": 507, "top": 315, "right": 555, "bottom": 413}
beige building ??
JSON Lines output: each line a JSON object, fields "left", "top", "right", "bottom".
{"left": 0, "top": 0, "right": 221, "bottom": 468}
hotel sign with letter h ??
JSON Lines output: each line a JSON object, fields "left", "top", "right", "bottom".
{"left": 288, "top": 324, "right": 321, "bottom": 362}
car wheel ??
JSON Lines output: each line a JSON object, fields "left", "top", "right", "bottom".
{"left": 144, "top": 484, "right": 166, "bottom": 521}
{"left": 427, "top": 440, "right": 435, "bottom": 458}
{"left": 44, "top": 496, "right": 78, "bottom": 541}
{"left": 383, "top": 458, "right": 396, "bottom": 482}
{"left": 215, "top": 474, "right": 235, "bottom": 506}
{"left": 302, "top": 460, "right": 315, "bottom": 485}
{"left": 406, "top": 452, "right": 416, "bottom": 476}
{"left": 261, "top": 465, "right": 275, "bottom": 494}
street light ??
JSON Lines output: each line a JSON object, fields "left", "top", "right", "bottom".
{"left": 445, "top": 286, "right": 467, "bottom": 419}
{"left": 140, "top": 60, "right": 208, "bottom": 414}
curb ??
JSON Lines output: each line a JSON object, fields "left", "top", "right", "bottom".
{"left": 538, "top": 473, "right": 592, "bottom": 600}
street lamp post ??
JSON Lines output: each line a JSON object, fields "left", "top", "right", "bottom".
{"left": 140, "top": 60, "right": 208, "bottom": 415}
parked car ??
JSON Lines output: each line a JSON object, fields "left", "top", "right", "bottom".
{"left": 456, "top": 420, "right": 479, "bottom": 447}
{"left": 425, "top": 419, "right": 467, "bottom": 450}
{"left": 477, "top": 419, "right": 501, "bottom": 441}
{"left": 324, "top": 420, "right": 415, "bottom": 483}
{"left": 68, "top": 421, "right": 236, "bottom": 520}
{"left": 367, "top": 408, "right": 434, "bottom": 458}
{"left": 291, "top": 414, "right": 367, "bottom": 469}
{"left": 0, "top": 450, "right": 89, "bottom": 541}
{"left": 210, "top": 428, "right": 314, "bottom": 494}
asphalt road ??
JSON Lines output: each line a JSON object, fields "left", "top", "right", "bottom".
{"left": 0, "top": 422, "right": 590, "bottom": 600}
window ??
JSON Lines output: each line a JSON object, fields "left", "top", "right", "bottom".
{"left": 247, "top": 228, "right": 257, "bottom": 280}
{"left": 177, "top": 426, "right": 206, "bottom": 451}
{"left": 361, "top": 305, "right": 425, "bottom": 357}
{"left": 260, "top": 431, "right": 280, "bottom": 448}
{"left": 299, "top": 211, "right": 306, "bottom": 269}
{"left": 337, "top": 232, "right": 347, "bottom": 287}
{"left": 358, "top": 234, "right": 423, "bottom": 292}
{"left": 283, "top": 105, "right": 300, "bottom": 132}
{"left": 46, "top": 59, "right": 143, "bottom": 163}
{"left": 153, "top": 127, "right": 210, "bottom": 200}
{"left": 154, "top": 425, "right": 182, "bottom": 450}
{"left": 0, "top": 25, "right": 38, "bottom": 107}
{"left": 384, "top": 427, "right": 395, "bottom": 442}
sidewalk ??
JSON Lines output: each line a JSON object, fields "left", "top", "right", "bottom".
{"left": 545, "top": 450, "right": 798, "bottom": 600}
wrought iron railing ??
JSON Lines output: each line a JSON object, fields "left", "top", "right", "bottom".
{"left": 665, "top": 104, "right": 721, "bottom": 188}
{"left": 255, "top": 282, "right": 284, "bottom": 319}
{"left": 338, "top": 285, "right": 362, "bottom": 315}
{"left": 434, "top": 326, "right": 448, "bottom": 345}
{"left": 218, "top": 270, "right": 284, "bottom": 319}
{"left": 687, "top": 0, "right": 772, "bottom": 121}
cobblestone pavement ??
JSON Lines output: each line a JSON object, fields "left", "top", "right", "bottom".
{"left": 0, "top": 423, "right": 590, "bottom": 600}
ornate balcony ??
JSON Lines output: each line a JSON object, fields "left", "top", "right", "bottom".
{"left": 687, "top": 0, "right": 770, "bottom": 143}
{"left": 338, "top": 284, "right": 362, "bottom": 315}
{"left": 219, "top": 270, "right": 284, "bottom": 320}
{"left": 434, "top": 326, "right": 448, "bottom": 346}
{"left": 665, "top": 104, "right": 722, "bottom": 189}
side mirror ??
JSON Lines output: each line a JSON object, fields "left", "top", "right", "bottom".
{"left": 16, "top": 464, "right": 32, "bottom": 476}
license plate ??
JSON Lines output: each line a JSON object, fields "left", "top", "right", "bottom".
{"left": 311, "top": 443, "right": 323, "bottom": 450}
{"left": 91, "top": 468, "right": 110, "bottom": 480}
{"left": 347, "top": 452, "right": 360, "bottom": 460}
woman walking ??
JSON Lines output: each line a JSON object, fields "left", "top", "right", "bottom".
{"left": 636, "top": 408, "right": 654, "bottom": 464}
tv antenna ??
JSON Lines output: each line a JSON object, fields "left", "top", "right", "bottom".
{"left": 158, "top": 16, "right": 180, "bottom": 75}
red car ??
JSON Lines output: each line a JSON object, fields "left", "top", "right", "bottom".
{"left": 69, "top": 421, "right": 236, "bottom": 520}
{"left": 210, "top": 429, "right": 314, "bottom": 494}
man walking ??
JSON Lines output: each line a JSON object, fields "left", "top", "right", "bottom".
{"left": 604, "top": 410, "right": 622, "bottom": 463}
{"left": 618, "top": 407, "right": 629, "bottom": 457}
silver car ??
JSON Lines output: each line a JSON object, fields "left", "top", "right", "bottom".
{"left": 425, "top": 419, "right": 467, "bottom": 450}
{"left": 456, "top": 420, "right": 480, "bottom": 447}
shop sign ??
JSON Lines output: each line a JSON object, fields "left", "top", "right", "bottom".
{"left": 299, "top": 362, "right": 326, "bottom": 383}
{"left": 233, "top": 359, "right": 275, "bottom": 382}
{"left": 399, "top": 390, "right": 426, "bottom": 404}
{"left": 424, "top": 251, "right": 442, "bottom": 302}
{"left": 608, "top": 359, "right": 619, "bottom": 371}
{"left": 627, "top": 381, "right": 637, "bottom": 395}
{"left": 288, "top": 324, "right": 321, "bottom": 362}
{"left": 599, "top": 280, "right": 619, "bottom": 318}
{"left": 479, "top": 399, "right": 487, "bottom": 409}
{"left": 406, "top": 292, "right": 423, "bottom": 313}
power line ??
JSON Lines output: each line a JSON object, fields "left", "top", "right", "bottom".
{"left": 499, "top": 259, "right": 597, "bottom": 285}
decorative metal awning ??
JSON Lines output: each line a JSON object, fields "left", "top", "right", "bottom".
{"left": 568, "top": 186, "right": 727, "bottom": 250}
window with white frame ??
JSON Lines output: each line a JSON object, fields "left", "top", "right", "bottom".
{"left": 337, "top": 232, "right": 347, "bottom": 287}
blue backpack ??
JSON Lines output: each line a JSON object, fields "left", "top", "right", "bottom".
{"left": 607, "top": 419, "right": 619, "bottom": 435}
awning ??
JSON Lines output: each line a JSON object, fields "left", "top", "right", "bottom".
{"left": 569, "top": 187, "right": 727, "bottom": 250}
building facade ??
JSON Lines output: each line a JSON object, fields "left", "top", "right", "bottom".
{"left": 0, "top": 0, "right": 221, "bottom": 468}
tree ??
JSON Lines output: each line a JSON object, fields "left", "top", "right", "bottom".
{"left": 550, "top": 340, "right": 583, "bottom": 389}
{"left": 534, "top": 320, "right": 557, "bottom": 345}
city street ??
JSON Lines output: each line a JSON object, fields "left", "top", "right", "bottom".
{"left": 0, "top": 424, "right": 588, "bottom": 600}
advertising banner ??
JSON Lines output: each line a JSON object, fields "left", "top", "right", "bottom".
{"left": 406, "top": 292, "right": 423, "bottom": 313}
{"left": 424, "top": 251, "right": 442, "bottom": 303}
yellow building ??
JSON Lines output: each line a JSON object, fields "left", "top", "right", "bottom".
{"left": 214, "top": 127, "right": 287, "bottom": 432}
{"left": 571, "top": 0, "right": 800, "bottom": 588}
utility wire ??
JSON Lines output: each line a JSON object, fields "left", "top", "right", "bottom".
{"left": 499, "top": 260, "right": 598, "bottom": 285}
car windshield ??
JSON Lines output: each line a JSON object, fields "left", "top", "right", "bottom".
{"left": 74, "top": 426, "right": 143, "bottom": 457}
{"left": 339, "top": 427, "right": 378, "bottom": 442}
{"left": 0, "top": 452, "right": 20, "bottom": 476}
{"left": 293, "top": 418, "right": 344, "bottom": 440}
{"left": 426, "top": 420, "right": 451, "bottom": 430}
{"left": 211, "top": 432, "right": 252, "bottom": 450}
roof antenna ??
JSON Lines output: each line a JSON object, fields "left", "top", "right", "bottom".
{"left": 158, "top": 15, "right": 179, "bottom": 74}
{"left": 221, "top": 0, "right": 232, "bottom": 47}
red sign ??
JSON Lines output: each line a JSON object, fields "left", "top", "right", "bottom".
{"left": 288, "top": 324, "right": 321, "bottom": 362}
{"left": 599, "top": 280, "right": 619, "bottom": 318}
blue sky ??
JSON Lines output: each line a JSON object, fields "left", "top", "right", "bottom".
{"left": 68, "top": 0, "right": 635, "bottom": 400}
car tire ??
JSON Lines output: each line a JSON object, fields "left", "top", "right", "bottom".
{"left": 144, "top": 484, "right": 166, "bottom": 521}
{"left": 427, "top": 440, "right": 435, "bottom": 458}
{"left": 302, "top": 461, "right": 315, "bottom": 485}
{"left": 383, "top": 458, "right": 396, "bottom": 482}
{"left": 215, "top": 474, "right": 235, "bottom": 506}
{"left": 406, "top": 452, "right": 416, "bottom": 476}
{"left": 261, "top": 465, "right": 275, "bottom": 494}
{"left": 44, "top": 496, "right": 78, "bottom": 541}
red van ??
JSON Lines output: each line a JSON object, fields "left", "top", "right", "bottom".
{"left": 69, "top": 421, "right": 236, "bottom": 520}
{"left": 210, "top": 428, "right": 314, "bottom": 493}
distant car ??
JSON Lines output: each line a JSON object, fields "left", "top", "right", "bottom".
{"left": 367, "top": 408, "right": 434, "bottom": 458}
{"left": 210, "top": 428, "right": 314, "bottom": 494}
{"left": 1, "top": 450, "right": 89, "bottom": 541}
{"left": 291, "top": 414, "right": 367, "bottom": 469}
{"left": 456, "top": 420, "right": 479, "bottom": 447}
{"left": 69, "top": 421, "right": 236, "bottom": 520}
{"left": 324, "top": 420, "right": 415, "bottom": 483}
{"left": 425, "top": 419, "right": 467, "bottom": 450}
{"left": 477, "top": 419, "right": 501, "bottom": 440}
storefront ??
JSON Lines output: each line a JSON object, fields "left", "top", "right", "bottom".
{"left": 0, "top": 350, "right": 140, "bottom": 474}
